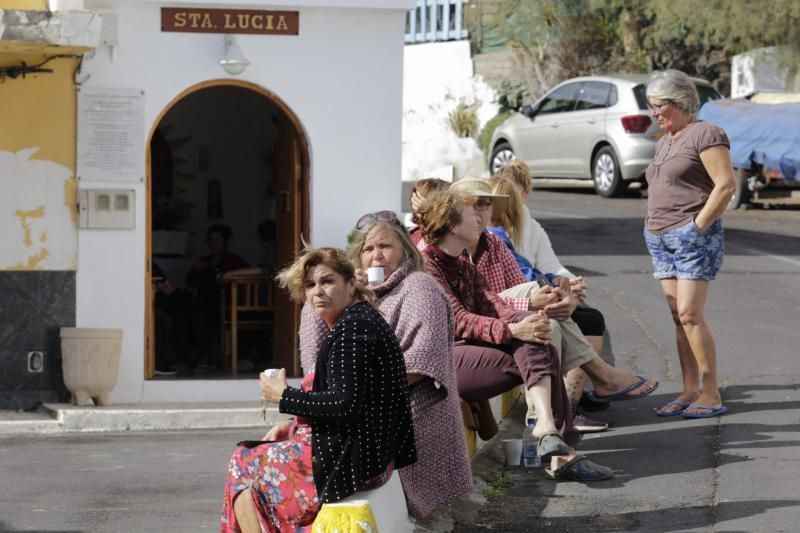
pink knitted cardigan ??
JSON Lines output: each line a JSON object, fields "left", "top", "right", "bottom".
{"left": 298, "top": 259, "right": 472, "bottom": 518}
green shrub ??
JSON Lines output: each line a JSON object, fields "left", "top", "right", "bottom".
{"left": 478, "top": 110, "right": 512, "bottom": 156}
{"left": 448, "top": 103, "right": 479, "bottom": 138}
{"left": 494, "top": 79, "right": 530, "bottom": 113}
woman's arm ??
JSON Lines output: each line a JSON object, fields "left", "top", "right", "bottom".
{"left": 695, "top": 145, "right": 737, "bottom": 232}
{"left": 524, "top": 216, "right": 574, "bottom": 278}
{"left": 279, "top": 316, "right": 370, "bottom": 423}
{"left": 392, "top": 275, "right": 454, "bottom": 385}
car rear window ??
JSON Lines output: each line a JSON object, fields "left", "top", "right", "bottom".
{"left": 633, "top": 82, "right": 722, "bottom": 110}
{"left": 633, "top": 84, "right": 648, "bottom": 110}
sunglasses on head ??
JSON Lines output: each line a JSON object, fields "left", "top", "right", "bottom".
{"left": 356, "top": 210, "right": 399, "bottom": 230}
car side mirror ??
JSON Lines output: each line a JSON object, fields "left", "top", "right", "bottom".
{"left": 520, "top": 104, "right": 538, "bottom": 119}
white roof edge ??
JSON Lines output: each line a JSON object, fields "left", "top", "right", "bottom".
{"left": 130, "top": 0, "right": 417, "bottom": 9}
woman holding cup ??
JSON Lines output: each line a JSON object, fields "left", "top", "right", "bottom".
{"left": 220, "top": 247, "right": 416, "bottom": 532}
{"left": 298, "top": 210, "right": 472, "bottom": 519}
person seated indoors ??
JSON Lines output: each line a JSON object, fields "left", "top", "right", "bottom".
{"left": 417, "top": 189, "right": 614, "bottom": 482}
{"left": 447, "top": 179, "right": 658, "bottom": 433}
{"left": 487, "top": 175, "right": 615, "bottom": 429}
{"left": 185, "top": 224, "right": 249, "bottom": 371}
{"left": 496, "top": 161, "right": 619, "bottom": 413}
{"left": 224, "top": 219, "right": 278, "bottom": 280}
{"left": 220, "top": 247, "right": 416, "bottom": 532}
{"left": 298, "top": 211, "right": 472, "bottom": 519}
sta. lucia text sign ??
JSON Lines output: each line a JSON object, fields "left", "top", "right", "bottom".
{"left": 161, "top": 8, "right": 299, "bottom": 35}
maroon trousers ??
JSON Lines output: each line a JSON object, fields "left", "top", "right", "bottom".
{"left": 453, "top": 313, "right": 578, "bottom": 446}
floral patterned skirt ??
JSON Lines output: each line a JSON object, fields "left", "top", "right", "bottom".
{"left": 220, "top": 421, "right": 320, "bottom": 533}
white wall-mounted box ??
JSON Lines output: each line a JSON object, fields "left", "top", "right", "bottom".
{"left": 79, "top": 189, "right": 135, "bottom": 229}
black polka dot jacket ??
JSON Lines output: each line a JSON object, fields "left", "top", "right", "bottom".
{"left": 279, "top": 301, "right": 417, "bottom": 503}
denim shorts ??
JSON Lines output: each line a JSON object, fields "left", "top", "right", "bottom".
{"left": 643, "top": 218, "right": 724, "bottom": 281}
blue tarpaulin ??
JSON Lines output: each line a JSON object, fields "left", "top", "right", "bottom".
{"left": 697, "top": 99, "right": 800, "bottom": 180}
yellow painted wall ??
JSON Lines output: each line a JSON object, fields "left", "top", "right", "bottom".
{"left": 0, "top": 52, "right": 80, "bottom": 270}
{"left": 0, "top": 1, "right": 47, "bottom": 8}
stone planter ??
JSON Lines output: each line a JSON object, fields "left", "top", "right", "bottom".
{"left": 60, "top": 328, "right": 123, "bottom": 406}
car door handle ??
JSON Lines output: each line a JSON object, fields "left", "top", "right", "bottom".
{"left": 549, "top": 123, "right": 560, "bottom": 128}
{"left": 587, "top": 119, "right": 597, "bottom": 125}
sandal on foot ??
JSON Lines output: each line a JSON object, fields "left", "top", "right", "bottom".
{"left": 536, "top": 432, "right": 571, "bottom": 460}
{"left": 545, "top": 455, "right": 615, "bottom": 482}
{"left": 586, "top": 376, "right": 658, "bottom": 403}
{"left": 655, "top": 400, "right": 690, "bottom": 417}
{"left": 681, "top": 403, "right": 728, "bottom": 419}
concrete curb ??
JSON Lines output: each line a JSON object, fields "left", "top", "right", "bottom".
{"left": 0, "top": 402, "right": 289, "bottom": 435}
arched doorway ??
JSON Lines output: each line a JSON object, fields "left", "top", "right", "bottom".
{"left": 145, "top": 80, "right": 309, "bottom": 380}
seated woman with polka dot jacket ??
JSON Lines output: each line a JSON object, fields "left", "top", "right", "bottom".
{"left": 220, "top": 247, "right": 416, "bottom": 533}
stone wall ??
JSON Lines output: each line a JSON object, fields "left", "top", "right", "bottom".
{"left": 0, "top": 272, "right": 74, "bottom": 410}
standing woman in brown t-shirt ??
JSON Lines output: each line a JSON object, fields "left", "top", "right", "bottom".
{"left": 643, "top": 70, "right": 736, "bottom": 419}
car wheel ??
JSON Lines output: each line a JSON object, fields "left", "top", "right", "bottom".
{"left": 490, "top": 142, "right": 516, "bottom": 174}
{"left": 726, "top": 168, "right": 751, "bottom": 210}
{"left": 592, "top": 146, "right": 624, "bottom": 198}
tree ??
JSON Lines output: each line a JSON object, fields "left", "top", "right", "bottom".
{"left": 484, "top": 0, "right": 800, "bottom": 99}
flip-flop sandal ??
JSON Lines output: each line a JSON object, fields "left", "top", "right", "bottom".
{"left": 536, "top": 432, "right": 571, "bottom": 460}
{"left": 586, "top": 376, "right": 658, "bottom": 403}
{"left": 655, "top": 400, "right": 690, "bottom": 417}
{"left": 544, "top": 455, "right": 615, "bottom": 482}
{"left": 681, "top": 404, "right": 728, "bottom": 419}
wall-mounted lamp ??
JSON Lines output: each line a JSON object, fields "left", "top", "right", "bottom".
{"left": 219, "top": 35, "right": 250, "bottom": 76}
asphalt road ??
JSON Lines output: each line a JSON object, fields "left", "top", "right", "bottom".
{"left": 1, "top": 190, "right": 799, "bottom": 532}
{"left": 451, "top": 189, "right": 800, "bottom": 532}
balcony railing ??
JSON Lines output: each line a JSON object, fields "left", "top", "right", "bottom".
{"left": 405, "top": 0, "right": 469, "bottom": 44}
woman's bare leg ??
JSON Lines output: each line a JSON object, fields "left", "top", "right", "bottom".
{"left": 526, "top": 376, "right": 558, "bottom": 439}
{"left": 233, "top": 488, "right": 262, "bottom": 533}
{"left": 658, "top": 279, "right": 701, "bottom": 413}
{"left": 676, "top": 279, "right": 721, "bottom": 412}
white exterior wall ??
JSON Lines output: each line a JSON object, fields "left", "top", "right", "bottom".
{"left": 77, "top": 0, "right": 411, "bottom": 402}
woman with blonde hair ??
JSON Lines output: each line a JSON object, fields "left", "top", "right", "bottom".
{"left": 220, "top": 247, "right": 416, "bottom": 532}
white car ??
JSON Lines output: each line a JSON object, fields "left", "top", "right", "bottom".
{"left": 489, "top": 74, "right": 722, "bottom": 197}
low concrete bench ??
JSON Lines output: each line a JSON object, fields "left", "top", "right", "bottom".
{"left": 463, "top": 385, "right": 523, "bottom": 457}
{"left": 313, "top": 471, "right": 412, "bottom": 532}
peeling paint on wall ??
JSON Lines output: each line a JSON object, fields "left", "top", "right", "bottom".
{"left": 14, "top": 205, "right": 46, "bottom": 246}
{"left": 1, "top": 148, "right": 77, "bottom": 270}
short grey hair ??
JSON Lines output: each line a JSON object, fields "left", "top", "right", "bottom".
{"left": 347, "top": 220, "right": 424, "bottom": 273}
{"left": 646, "top": 69, "right": 700, "bottom": 116}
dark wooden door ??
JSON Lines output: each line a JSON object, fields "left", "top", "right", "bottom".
{"left": 273, "top": 115, "right": 304, "bottom": 376}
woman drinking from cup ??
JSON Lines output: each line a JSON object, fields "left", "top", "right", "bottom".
{"left": 299, "top": 211, "right": 472, "bottom": 518}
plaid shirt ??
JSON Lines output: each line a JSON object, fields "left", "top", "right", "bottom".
{"left": 470, "top": 232, "right": 530, "bottom": 311}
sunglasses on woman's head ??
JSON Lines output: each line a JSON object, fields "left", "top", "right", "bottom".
{"left": 356, "top": 210, "right": 399, "bottom": 230}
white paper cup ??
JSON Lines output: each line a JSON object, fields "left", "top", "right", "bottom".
{"left": 367, "top": 267, "right": 385, "bottom": 285}
{"left": 502, "top": 439, "right": 523, "bottom": 466}
{"left": 261, "top": 369, "right": 281, "bottom": 379}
